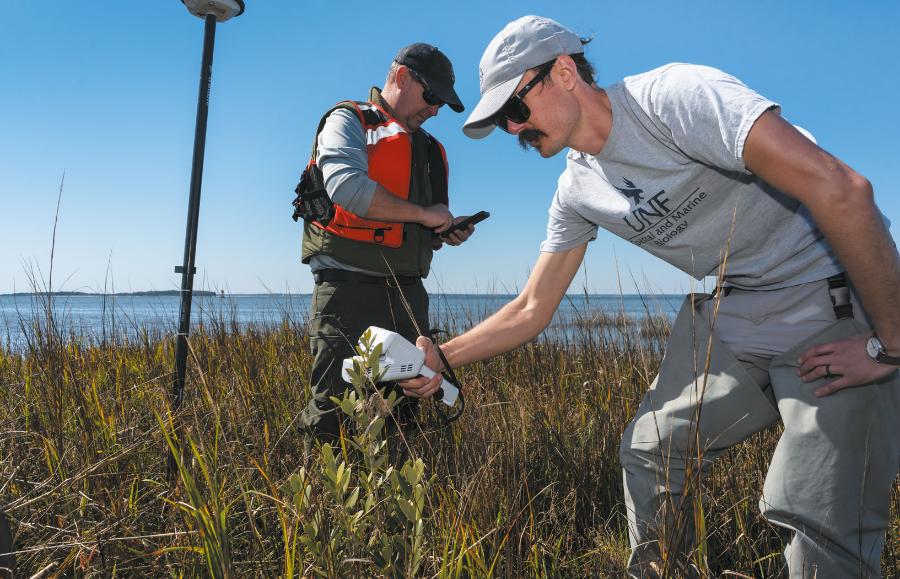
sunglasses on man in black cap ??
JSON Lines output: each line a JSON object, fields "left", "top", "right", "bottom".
{"left": 407, "top": 68, "right": 444, "bottom": 108}
{"left": 394, "top": 43, "right": 465, "bottom": 113}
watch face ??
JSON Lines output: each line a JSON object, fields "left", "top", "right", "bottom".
{"left": 866, "top": 336, "right": 883, "bottom": 359}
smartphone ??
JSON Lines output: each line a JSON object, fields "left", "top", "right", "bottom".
{"left": 440, "top": 211, "right": 490, "bottom": 239}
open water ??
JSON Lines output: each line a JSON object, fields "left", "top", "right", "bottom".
{"left": 0, "top": 293, "right": 683, "bottom": 351}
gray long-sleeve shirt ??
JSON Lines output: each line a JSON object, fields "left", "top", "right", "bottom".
{"left": 307, "top": 92, "right": 441, "bottom": 276}
{"left": 309, "top": 108, "right": 388, "bottom": 275}
{"left": 315, "top": 108, "right": 377, "bottom": 216}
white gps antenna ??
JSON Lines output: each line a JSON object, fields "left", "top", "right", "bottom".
{"left": 182, "top": 0, "right": 245, "bottom": 21}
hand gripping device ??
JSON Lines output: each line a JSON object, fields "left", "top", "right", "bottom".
{"left": 341, "top": 327, "right": 459, "bottom": 407}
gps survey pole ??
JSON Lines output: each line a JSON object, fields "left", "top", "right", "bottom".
{"left": 172, "top": 0, "right": 244, "bottom": 412}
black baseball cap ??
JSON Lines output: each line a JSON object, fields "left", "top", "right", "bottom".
{"left": 394, "top": 43, "right": 465, "bottom": 113}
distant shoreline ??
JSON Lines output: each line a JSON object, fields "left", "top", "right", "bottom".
{"left": 1, "top": 291, "right": 684, "bottom": 298}
{"left": 0, "top": 290, "right": 685, "bottom": 300}
{"left": 0, "top": 290, "right": 217, "bottom": 297}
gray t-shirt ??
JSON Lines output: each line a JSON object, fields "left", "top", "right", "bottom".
{"left": 541, "top": 63, "right": 844, "bottom": 289}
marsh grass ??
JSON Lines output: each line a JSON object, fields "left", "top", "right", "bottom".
{"left": 0, "top": 297, "right": 897, "bottom": 577}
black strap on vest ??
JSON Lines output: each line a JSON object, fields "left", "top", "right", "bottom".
{"left": 827, "top": 272, "right": 854, "bottom": 320}
{"left": 424, "top": 132, "right": 448, "bottom": 206}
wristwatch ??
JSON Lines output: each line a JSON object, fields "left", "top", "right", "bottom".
{"left": 865, "top": 334, "right": 900, "bottom": 365}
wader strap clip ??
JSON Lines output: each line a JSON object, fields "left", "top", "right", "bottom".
{"left": 712, "top": 285, "right": 733, "bottom": 298}
{"left": 827, "top": 273, "right": 854, "bottom": 320}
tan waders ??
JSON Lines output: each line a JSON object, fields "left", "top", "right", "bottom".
{"left": 621, "top": 281, "right": 900, "bottom": 578}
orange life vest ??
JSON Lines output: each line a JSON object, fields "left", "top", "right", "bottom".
{"left": 309, "top": 100, "right": 447, "bottom": 248}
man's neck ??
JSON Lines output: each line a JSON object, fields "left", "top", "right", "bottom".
{"left": 570, "top": 86, "right": 612, "bottom": 156}
{"left": 372, "top": 86, "right": 402, "bottom": 128}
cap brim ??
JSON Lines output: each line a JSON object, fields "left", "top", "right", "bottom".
{"left": 425, "top": 78, "right": 465, "bottom": 113}
{"left": 462, "top": 73, "right": 524, "bottom": 139}
{"left": 443, "top": 95, "right": 465, "bottom": 114}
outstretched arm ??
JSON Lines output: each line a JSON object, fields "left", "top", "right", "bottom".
{"left": 400, "top": 243, "right": 589, "bottom": 399}
{"left": 743, "top": 110, "right": 900, "bottom": 394}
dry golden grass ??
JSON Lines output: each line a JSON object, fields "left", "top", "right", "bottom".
{"left": 0, "top": 303, "right": 897, "bottom": 577}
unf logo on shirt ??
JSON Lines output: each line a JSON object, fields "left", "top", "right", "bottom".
{"left": 616, "top": 176, "right": 673, "bottom": 234}
{"left": 615, "top": 177, "right": 644, "bottom": 204}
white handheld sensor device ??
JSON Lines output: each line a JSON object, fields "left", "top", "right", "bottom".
{"left": 341, "top": 326, "right": 459, "bottom": 406}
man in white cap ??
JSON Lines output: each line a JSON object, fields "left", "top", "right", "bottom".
{"left": 400, "top": 15, "right": 900, "bottom": 578}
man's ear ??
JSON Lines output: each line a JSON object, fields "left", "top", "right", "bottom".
{"left": 395, "top": 65, "right": 411, "bottom": 88}
{"left": 555, "top": 55, "right": 579, "bottom": 90}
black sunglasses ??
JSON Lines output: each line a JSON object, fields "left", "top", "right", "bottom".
{"left": 493, "top": 62, "right": 554, "bottom": 133}
{"left": 407, "top": 68, "right": 444, "bottom": 108}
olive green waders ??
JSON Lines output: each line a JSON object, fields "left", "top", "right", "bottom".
{"left": 299, "top": 275, "right": 430, "bottom": 443}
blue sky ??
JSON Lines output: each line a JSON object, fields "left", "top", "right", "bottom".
{"left": 2, "top": 1, "right": 898, "bottom": 295}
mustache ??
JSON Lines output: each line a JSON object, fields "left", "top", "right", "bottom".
{"left": 517, "top": 128, "right": 546, "bottom": 150}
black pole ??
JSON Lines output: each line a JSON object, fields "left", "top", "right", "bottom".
{"left": 172, "top": 13, "right": 217, "bottom": 411}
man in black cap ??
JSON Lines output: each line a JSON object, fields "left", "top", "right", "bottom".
{"left": 296, "top": 43, "right": 474, "bottom": 443}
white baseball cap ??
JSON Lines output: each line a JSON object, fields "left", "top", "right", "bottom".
{"left": 463, "top": 16, "right": 584, "bottom": 139}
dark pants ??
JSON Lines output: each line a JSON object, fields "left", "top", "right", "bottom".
{"left": 299, "top": 275, "right": 430, "bottom": 442}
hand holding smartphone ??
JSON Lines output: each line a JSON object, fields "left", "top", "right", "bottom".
{"left": 440, "top": 211, "right": 490, "bottom": 239}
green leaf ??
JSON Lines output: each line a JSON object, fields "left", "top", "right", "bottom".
{"left": 339, "top": 398, "right": 356, "bottom": 416}
{"left": 344, "top": 486, "right": 360, "bottom": 510}
{"left": 398, "top": 498, "right": 418, "bottom": 522}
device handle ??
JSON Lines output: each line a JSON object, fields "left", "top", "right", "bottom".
{"left": 418, "top": 366, "right": 459, "bottom": 406}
